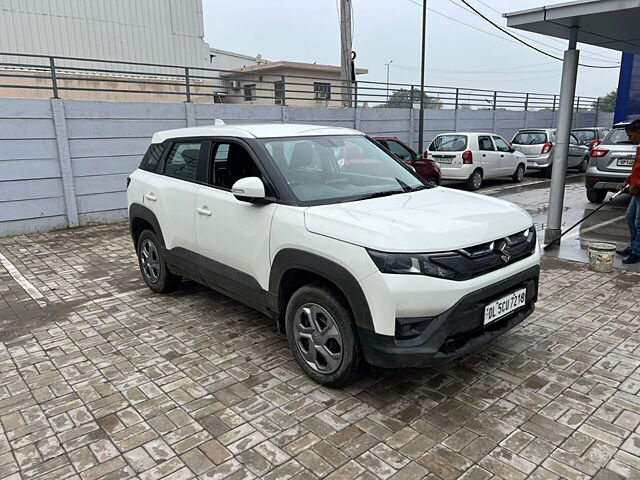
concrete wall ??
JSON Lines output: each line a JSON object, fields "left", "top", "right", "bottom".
{"left": 0, "top": 98, "right": 614, "bottom": 237}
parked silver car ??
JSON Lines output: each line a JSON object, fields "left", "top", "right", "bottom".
{"left": 585, "top": 122, "right": 635, "bottom": 203}
{"left": 572, "top": 127, "right": 610, "bottom": 151}
{"left": 511, "top": 128, "right": 589, "bottom": 177}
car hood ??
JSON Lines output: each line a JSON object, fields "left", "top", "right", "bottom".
{"left": 304, "top": 187, "right": 533, "bottom": 252}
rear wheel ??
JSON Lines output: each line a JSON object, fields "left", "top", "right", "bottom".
{"left": 578, "top": 156, "right": 589, "bottom": 173}
{"left": 467, "top": 169, "right": 483, "bottom": 191}
{"left": 587, "top": 188, "right": 607, "bottom": 203}
{"left": 285, "top": 283, "right": 363, "bottom": 387}
{"left": 512, "top": 164, "right": 525, "bottom": 183}
{"left": 137, "top": 230, "right": 181, "bottom": 293}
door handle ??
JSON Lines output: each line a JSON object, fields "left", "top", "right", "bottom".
{"left": 197, "top": 206, "right": 212, "bottom": 216}
{"left": 482, "top": 154, "right": 487, "bottom": 157}
{"left": 500, "top": 154, "right": 505, "bottom": 158}
{"left": 144, "top": 193, "right": 157, "bottom": 202}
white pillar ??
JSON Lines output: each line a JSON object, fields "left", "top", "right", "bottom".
{"left": 51, "top": 98, "right": 79, "bottom": 228}
{"left": 545, "top": 27, "right": 580, "bottom": 245}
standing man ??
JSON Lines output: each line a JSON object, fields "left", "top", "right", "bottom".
{"left": 618, "top": 120, "right": 640, "bottom": 264}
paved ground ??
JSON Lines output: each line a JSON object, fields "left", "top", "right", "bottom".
{"left": 1, "top": 212, "right": 640, "bottom": 480}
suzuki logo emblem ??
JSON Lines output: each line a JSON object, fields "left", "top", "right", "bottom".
{"left": 498, "top": 242, "right": 512, "bottom": 263}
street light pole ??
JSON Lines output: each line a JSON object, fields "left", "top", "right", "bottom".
{"left": 418, "top": 0, "right": 427, "bottom": 155}
{"left": 385, "top": 60, "right": 393, "bottom": 104}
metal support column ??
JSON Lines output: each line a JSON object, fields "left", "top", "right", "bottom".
{"left": 545, "top": 26, "right": 580, "bottom": 246}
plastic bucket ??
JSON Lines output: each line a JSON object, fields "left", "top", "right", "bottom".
{"left": 588, "top": 242, "right": 616, "bottom": 273}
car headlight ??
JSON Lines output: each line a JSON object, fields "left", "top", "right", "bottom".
{"left": 367, "top": 249, "right": 457, "bottom": 280}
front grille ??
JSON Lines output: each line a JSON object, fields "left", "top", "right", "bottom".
{"left": 431, "top": 228, "right": 536, "bottom": 281}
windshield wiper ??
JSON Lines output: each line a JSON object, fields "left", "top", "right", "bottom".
{"left": 357, "top": 190, "right": 405, "bottom": 200}
{"left": 407, "top": 185, "right": 430, "bottom": 192}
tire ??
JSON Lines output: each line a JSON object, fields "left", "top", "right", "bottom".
{"left": 544, "top": 166, "right": 553, "bottom": 179}
{"left": 466, "top": 169, "right": 483, "bottom": 191}
{"left": 512, "top": 164, "right": 525, "bottom": 183}
{"left": 578, "top": 157, "right": 589, "bottom": 173}
{"left": 425, "top": 176, "right": 439, "bottom": 188}
{"left": 137, "top": 229, "right": 181, "bottom": 293}
{"left": 586, "top": 188, "right": 607, "bottom": 203}
{"left": 285, "top": 282, "right": 363, "bottom": 387}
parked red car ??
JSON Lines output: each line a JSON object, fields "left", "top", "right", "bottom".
{"left": 372, "top": 137, "right": 441, "bottom": 187}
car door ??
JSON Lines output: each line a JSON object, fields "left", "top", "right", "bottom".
{"left": 568, "top": 134, "right": 583, "bottom": 167}
{"left": 492, "top": 135, "right": 517, "bottom": 176}
{"left": 477, "top": 135, "right": 499, "bottom": 178}
{"left": 195, "top": 140, "right": 278, "bottom": 309}
{"left": 148, "top": 140, "right": 203, "bottom": 259}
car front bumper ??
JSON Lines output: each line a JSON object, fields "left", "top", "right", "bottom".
{"left": 358, "top": 265, "right": 540, "bottom": 368}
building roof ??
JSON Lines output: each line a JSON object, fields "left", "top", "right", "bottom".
{"left": 151, "top": 123, "right": 363, "bottom": 143}
{"left": 504, "top": 0, "right": 640, "bottom": 54}
{"left": 220, "top": 61, "right": 368, "bottom": 77}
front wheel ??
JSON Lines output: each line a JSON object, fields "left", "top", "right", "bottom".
{"left": 578, "top": 157, "right": 589, "bottom": 173}
{"left": 512, "top": 164, "right": 525, "bottom": 183}
{"left": 586, "top": 189, "right": 607, "bottom": 203}
{"left": 286, "top": 283, "right": 363, "bottom": 387}
{"left": 467, "top": 169, "right": 483, "bottom": 191}
{"left": 425, "top": 176, "right": 439, "bottom": 188}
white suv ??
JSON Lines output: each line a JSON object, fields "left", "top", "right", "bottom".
{"left": 127, "top": 123, "right": 541, "bottom": 386}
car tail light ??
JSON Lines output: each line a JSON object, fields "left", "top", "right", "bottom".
{"left": 423, "top": 151, "right": 429, "bottom": 159}
{"left": 591, "top": 139, "right": 601, "bottom": 149}
{"left": 340, "top": 159, "right": 350, "bottom": 170}
{"left": 462, "top": 150, "right": 473, "bottom": 164}
{"left": 590, "top": 148, "right": 609, "bottom": 158}
{"left": 541, "top": 142, "right": 553, "bottom": 154}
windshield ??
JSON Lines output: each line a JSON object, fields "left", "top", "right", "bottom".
{"left": 260, "top": 135, "right": 424, "bottom": 204}
{"left": 429, "top": 135, "right": 467, "bottom": 152}
{"left": 572, "top": 130, "right": 596, "bottom": 142}
{"left": 602, "top": 127, "right": 634, "bottom": 145}
{"left": 512, "top": 131, "right": 547, "bottom": 145}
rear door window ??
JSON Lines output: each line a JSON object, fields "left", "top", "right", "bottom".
{"left": 512, "top": 131, "right": 547, "bottom": 145}
{"left": 429, "top": 135, "right": 467, "bottom": 151}
{"left": 163, "top": 142, "right": 202, "bottom": 182}
{"left": 478, "top": 136, "right": 495, "bottom": 151}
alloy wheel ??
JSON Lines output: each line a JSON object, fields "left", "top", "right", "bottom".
{"left": 140, "top": 239, "right": 161, "bottom": 284}
{"left": 293, "top": 303, "right": 343, "bottom": 374}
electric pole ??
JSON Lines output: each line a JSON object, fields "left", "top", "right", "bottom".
{"left": 418, "top": 0, "right": 427, "bottom": 154}
{"left": 340, "top": 0, "right": 353, "bottom": 107}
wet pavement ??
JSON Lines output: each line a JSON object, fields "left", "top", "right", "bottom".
{"left": 0, "top": 196, "right": 640, "bottom": 478}
{"left": 445, "top": 171, "right": 640, "bottom": 274}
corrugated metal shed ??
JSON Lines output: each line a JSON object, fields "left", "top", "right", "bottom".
{"left": 0, "top": 0, "right": 211, "bottom": 70}
{"left": 210, "top": 48, "right": 261, "bottom": 73}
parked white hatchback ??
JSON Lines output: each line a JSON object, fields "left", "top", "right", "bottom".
{"left": 127, "top": 123, "right": 541, "bottom": 386}
{"left": 426, "top": 133, "right": 527, "bottom": 190}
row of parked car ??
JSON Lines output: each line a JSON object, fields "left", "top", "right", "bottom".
{"left": 374, "top": 127, "right": 610, "bottom": 191}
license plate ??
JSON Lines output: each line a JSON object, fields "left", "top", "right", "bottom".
{"left": 617, "top": 158, "right": 634, "bottom": 167}
{"left": 484, "top": 288, "right": 527, "bottom": 325}
{"left": 527, "top": 161, "right": 536, "bottom": 167}
{"left": 435, "top": 157, "right": 453, "bottom": 164}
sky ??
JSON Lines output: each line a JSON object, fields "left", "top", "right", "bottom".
{"left": 201, "top": 0, "right": 621, "bottom": 100}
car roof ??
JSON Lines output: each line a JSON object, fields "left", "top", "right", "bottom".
{"left": 151, "top": 123, "right": 363, "bottom": 144}
{"left": 515, "top": 128, "right": 553, "bottom": 132}
{"left": 613, "top": 122, "right": 631, "bottom": 128}
{"left": 434, "top": 132, "right": 497, "bottom": 136}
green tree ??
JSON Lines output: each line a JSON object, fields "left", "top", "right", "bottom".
{"left": 377, "top": 88, "right": 442, "bottom": 109}
{"left": 593, "top": 89, "right": 617, "bottom": 112}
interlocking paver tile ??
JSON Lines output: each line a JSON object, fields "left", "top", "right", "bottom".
{"left": 2, "top": 222, "right": 640, "bottom": 479}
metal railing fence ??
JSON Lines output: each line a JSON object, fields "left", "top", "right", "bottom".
{"left": 0, "top": 52, "right": 602, "bottom": 112}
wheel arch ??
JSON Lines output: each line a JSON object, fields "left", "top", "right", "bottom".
{"left": 269, "top": 249, "right": 374, "bottom": 334}
{"left": 129, "top": 203, "right": 165, "bottom": 253}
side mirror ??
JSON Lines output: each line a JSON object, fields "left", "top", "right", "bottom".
{"left": 508, "top": 147, "right": 515, "bottom": 153}
{"left": 231, "top": 177, "right": 266, "bottom": 203}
